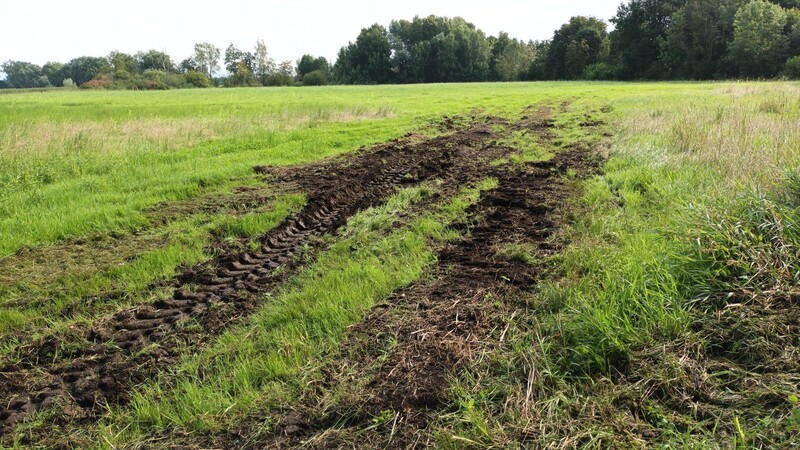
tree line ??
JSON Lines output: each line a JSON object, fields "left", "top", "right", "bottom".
{"left": 2, "top": 0, "right": 799, "bottom": 89}
{"left": 0, "top": 39, "right": 324, "bottom": 90}
{"left": 334, "top": 0, "right": 800, "bottom": 83}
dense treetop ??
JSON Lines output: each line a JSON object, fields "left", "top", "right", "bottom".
{"left": 2, "top": 0, "right": 799, "bottom": 89}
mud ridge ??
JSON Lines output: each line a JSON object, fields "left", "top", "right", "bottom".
{"left": 0, "top": 120, "right": 516, "bottom": 433}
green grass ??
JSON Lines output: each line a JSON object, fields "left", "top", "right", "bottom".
{"left": 0, "top": 82, "right": 710, "bottom": 259}
{"left": 3, "top": 81, "right": 800, "bottom": 447}
{"left": 499, "top": 130, "right": 554, "bottom": 165}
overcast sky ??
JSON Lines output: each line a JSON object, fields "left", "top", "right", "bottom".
{"left": 1, "top": 0, "right": 623, "bottom": 67}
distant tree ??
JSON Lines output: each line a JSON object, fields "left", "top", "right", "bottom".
{"left": 730, "top": 0, "right": 789, "bottom": 77}
{"left": 192, "top": 42, "right": 221, "bottom": 78}
{"left": 526, "top": 41, "right": 551, "bottom": 80}
{"left": 277, "top": 60, "right": 294, "bottom": 76}
{"left": 262, "top": 60, "right": 294, "bottom": 86}
{"left": 334, "top": 24, "right": 393, "bottom": 84}
{"left": 42, "top": 62, "right": 65, "bottom": 86}
{"left": 386, "top": 16, "right": 490, "bottom": 83}
{"left": 108, "top": 51, "right": 139, "bottom": 74}
{"left": 184, "top": 71, "right": 212, "bottom": 88}
{"left": 718, "top": 0, "right": 751, "bottom": 50}
{"left": 610, "top": 0, "right": 685, "bottom": 79}
{"left": 489, "top": 32, "right": 513, "bottom": 81}
{"left": 302, "top": 70, "right": 328, "bottom": 85}
{"left": 254, "top": 39, "right": 276, "bottom": 84}
{"left": 296, "top": 54, "right": 330, "bottom": 79}
{"left": 786, "top": 8, "right": 800, "bottom": 56}
{"left": 136, "top": 50, "right": 175, "bottom": 72}
{"left": 489, "top": 33, "right": 536, "bottom": 81}
{"left": 0, "top": 79, "right": 7, "bottom": 89}
{"left": 659, "top": 1, "right": 731, "bottom": 79}
{"left": 179, "top": 58, "right": 199, "bottom": 73}
{"left": 224, "top": 44, "right": 257, "bottom": 86}
{"left": 547, "top": 16, "right": 610, "bottom": 79}
{"left": 64, "top": 56, "right": 111, "bottom": 85}
{"left": 0, "top": 60, "right": 48, "bottom": 88}
{"left": 224, "top": 44, "right": 255, "bottom": 74}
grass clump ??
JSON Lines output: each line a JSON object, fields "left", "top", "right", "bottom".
{"left": 496, "top": 242, "right": 539, "bottom": 265}
{"left": 499, "top": 131, "right": 554, "bottom": 165}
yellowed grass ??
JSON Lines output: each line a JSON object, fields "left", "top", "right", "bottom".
{"left": 0, "top": 107, "right": 394, "bottom": 159}
{"left": 714, "top": 83, "right": 800, "bottom": 97}
{"left": 617, "top": 84, "right": 800, "bottom": 191}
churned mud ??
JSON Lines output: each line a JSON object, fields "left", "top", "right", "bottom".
{"left": 0, "top": 109, "right": 561, "bottom": 441}
{"left": 197, "top": 110, "right": 604, "bottom": 449}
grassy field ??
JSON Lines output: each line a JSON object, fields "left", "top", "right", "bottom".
{"left": 1, "top": 81, "right": 799, "bottom": 448}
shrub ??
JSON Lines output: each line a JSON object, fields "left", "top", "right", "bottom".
{"left": 583, "top": 62, "right": 619, "bottom": 80}
{"left": 785, "top": 56, "right": 800, "bottom": 79}
{"left": 80, "top": 76, "right": 113, "bottom": 89}
{"left": 142, "top": 69, "right": 168, "bottom": 90}
{"left": 62, "top": 78, "right": 76, "bottom": 88}
{"left": 266, "top": 72, "right": 294, "bottom": 86}
{"left": 302, "top": 70, "right": 328, "bottom": 86}
{"left": 184, "top": 71, "right": 211, "bottom": 88}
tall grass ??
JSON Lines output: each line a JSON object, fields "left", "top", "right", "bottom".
{"left": 547, "top": 83, "right": 800, "bottom": 374}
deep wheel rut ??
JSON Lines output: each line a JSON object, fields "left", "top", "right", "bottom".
{"left": 0, "top": 118, "right": 515, "bottom": 434}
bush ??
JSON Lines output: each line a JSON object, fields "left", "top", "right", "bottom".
{"left": 583, "top": 63, "right": 619, "bottom": 80}
{"left": 184, "top": 71, "right": 211, "bottom": 88}
{"left": 266, "top": 72, "right": 294, "bottom": 86}
{"left": 143, "top": 69, "right": 169, "bottom": 89}
{"left": 138, "top": 70, "right": 189, "bottom": 90}
{"left": 302, "top": 70, "right": 328, "bottom": 86}
{"left": 785, "top": 56, "right": 800, "bottom": 79}
{"left": 80, "top": 76, "right": 113, "bottom": 89}
{"left": 62, "top": 78, "right": 76, "bottom": 88}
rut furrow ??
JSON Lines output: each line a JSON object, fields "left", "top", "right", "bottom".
{"left": 242, "top": 119, "right": 601, "bottom": 450}
{"left": 0, "top": 122, "right": 503, "bottom": 433}
{"left": 0, "top": 153, "right": 431, "bottom": 427}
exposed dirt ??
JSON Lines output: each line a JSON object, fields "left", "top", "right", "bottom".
{"left": 0, "top": 112, "right": 543, "bottom": 440}
{"left": 196, "top": 113, "right": 601, "bottom": 449}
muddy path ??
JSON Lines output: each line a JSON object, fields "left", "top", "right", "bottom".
{"left": 0, "top": 113, "right": 546, "bottom": 436}
{"left": 203, "top": 117, "right": 601, "bottom": 449}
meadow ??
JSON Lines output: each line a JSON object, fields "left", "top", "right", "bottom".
{"left": 0, "top": 81, "right": 799, "bottom": 448}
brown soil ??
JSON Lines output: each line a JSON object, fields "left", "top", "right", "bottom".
{"left": 197, "top": 113, "right": 600, "bottom": 449}
{"left": 0, "top": 112, "right": 546, "bottom": 440}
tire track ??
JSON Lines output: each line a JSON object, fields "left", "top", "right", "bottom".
{"left": 0, "top": 121, "right": 508, "bottom": 434}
